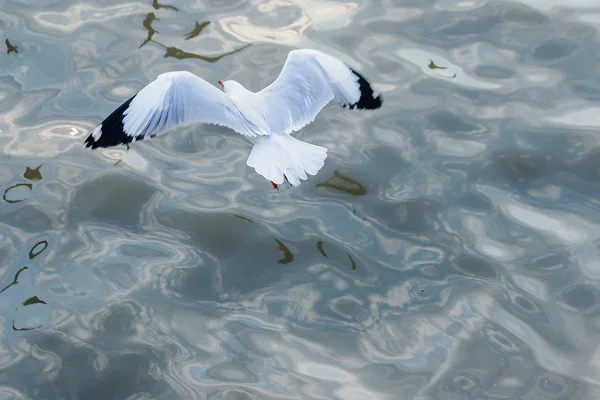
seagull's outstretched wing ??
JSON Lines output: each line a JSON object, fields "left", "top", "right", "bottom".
{"left": 85, "top": 71, "right": 259, "bottom": 149}
{"left": 254, "top": 49, "right": 382, "bottom": 136}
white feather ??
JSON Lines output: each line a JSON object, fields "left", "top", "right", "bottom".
{"left": 91, "top": 125, "right": 102, "bottom": 140}
{"left": 250, "top": 49, "right": 365, "bottom": 135}
{"left": 122, "top": 71, "right": 262, "bottom": 139}
{"left": 246, "top": 134, "right": 328, "bottom": 185}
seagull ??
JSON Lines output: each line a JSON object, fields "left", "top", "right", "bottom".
{"left": 84, "top": 48, "right": 383, "bottom": 189}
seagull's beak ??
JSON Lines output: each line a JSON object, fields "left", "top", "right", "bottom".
{"left": 218, "top": 80, "right": 224, "bottom": 87}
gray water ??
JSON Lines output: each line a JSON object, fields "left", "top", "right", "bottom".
{"left": 1, "top": 0, "right": 600, "bottom": 399}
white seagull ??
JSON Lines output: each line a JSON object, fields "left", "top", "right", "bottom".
{"left": 85, "top": 49, "right": 382, "bottom": 189}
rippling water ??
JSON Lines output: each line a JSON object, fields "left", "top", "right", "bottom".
{"left": 2, "top": 0, "right": 600, "bottom": 398}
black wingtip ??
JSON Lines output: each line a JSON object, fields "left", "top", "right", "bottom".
{"left": 84, "top": 95, "right": 137, "bottom": 149}
{"left": 346, "top": 68, "right": 382, "bottom": 110}
{"left": 84, "top": 134, "right": 97, "bottom": 149}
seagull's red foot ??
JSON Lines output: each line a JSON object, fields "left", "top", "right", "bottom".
{"left": 271, "top": 181, "right": 279, "bottom": 190}
{"left": 283, "top": 174, "right": 293, "bottom": 186}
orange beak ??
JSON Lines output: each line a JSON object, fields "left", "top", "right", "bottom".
{"left": 218, "top": 80, "right": 224, "bottom": 87}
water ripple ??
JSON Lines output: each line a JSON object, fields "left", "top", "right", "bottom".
{"left": 2, "top": 0, "right": 600, "bottom": 398}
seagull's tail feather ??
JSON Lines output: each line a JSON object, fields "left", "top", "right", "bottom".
{"left": 246, "top": 134, "right": 327, "bottom": 186}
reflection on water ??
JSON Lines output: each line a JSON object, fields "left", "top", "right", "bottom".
{"left": 185, "top": 21, "right": 211, "bottom": 40}
{"left": 442, "top": 72, "right": 457, "bottom": 79}
{"left": 0, "top": 218, "right": 51, "bottom": 331}
{"left": 152, "top": 0, "right": 178, "bottom": 12}
{"left": 428, "top": 59, "right": 447, "bottom": 70}
{"left": 161, "top": 43, "right": 252, "bottom": 63}
{"left": 317, "top": 240, "right": 327, "bottom": 257}
{"left": 2, "top": 183, "right": 32, "bottom": 204}
{"left": 0, "top": 266, "right": 27, "bottom": 294}
{"left": 5, "top": 39, "right": 18, "bottom": 54}
{"left": 316, "top": 170, "right": 367, "bottom": 195}
{"left": 23, "top": 165, "right": 42, "bottom": 181}
{"left": 231, "top": 213, "right": 253, "bottom": 223}
{"left": 23, "top": 296, "right": 47, "bottom": 307}
{"left": 428, "top": 58, "right": 457, "bottom": 79}
{"left": 12, "top": 321, "right": 40, "bottom": 331}
{"left": 139, "top": 12, "right": 159, "bottom": 48}
{"left": 3, "top": 165, "right": 43, "bottom": 203}
{"left": 29, "top": 240, "right": 48, "bottom": 259}
{"left": 348, "top": 253, "right": 357, "bottom": 271}
{"left": 138, "top": 11, "right": 250, "bottom": 62}
{"left": 274, "top": 239, "right": 293, "bottom": 265}
{"left": 2, "top": 0, "right": 600, "bottom": 398}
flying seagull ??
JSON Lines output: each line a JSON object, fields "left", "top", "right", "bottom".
{"left": 84, "top": 49, "right": 383, "bottom": 189}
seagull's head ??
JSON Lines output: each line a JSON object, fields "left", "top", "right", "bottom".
{"left": 219, "top": 80, "right": 245, "bottom": 95}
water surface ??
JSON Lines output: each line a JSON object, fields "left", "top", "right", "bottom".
{"left": 1, "top": 0, "right": 600, "bottom": 399}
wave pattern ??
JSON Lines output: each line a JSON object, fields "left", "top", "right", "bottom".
{"left": 1, "top": 0, "right": 600, "bottom": 398}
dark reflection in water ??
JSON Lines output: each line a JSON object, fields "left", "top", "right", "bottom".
{"left": 348, "top": 253, "right": 357, "bottom": 270}
{"left": 3, "top": 183, "right": 32, "bottom": 204}
{"left": 29, "top": 240, "right": 48, "bottom": 260}
{"left": 0, "top": 266, "right": 27, "bottom": 294}
{"left": 3, "top": 237, "right": 51, "bottom": 333}
{"left": 231, "top": 213, "right": 253, "bottom": 223}
{"left": 23, "top": 164, "right": 42, "bottom": 181}
{"left": 161, "top": 43, "right": 252, "bottom": 63}
{"left": 152, "top": 0, "right": 178, "bottom": 12}
{"left": 427, "top": 58, "right": 456, "bottom": 78}
{"left": 12, "top": 321, "right": 40, "bottom": 331}
{"left": 139, "top": 12, "right": 159, "bottom": 48}
{"left": 3, "top": 165, "right": 43, "bottom": 204}
{"left": 23, "top": 296, "right": 47, "bottom": 306}
{"left": 185, "top": 21, "right": 211, "bottom": 40}
{"left": 5, "top": 39, "right": 18, "bottom": 54}
{"left": 316, "top": 170, "right": 367, "bottom": 195}
{"left": 274, "top": 239, "right": 293, "bottom": 264}
{"left": 138, "top": 3, "right": 245, "bottom": 63}
{"left": 428, "top": 59, "right": 447, "bottom": 69}
{"left": 316, "top": 240, "right": 327, "bottom": 257}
